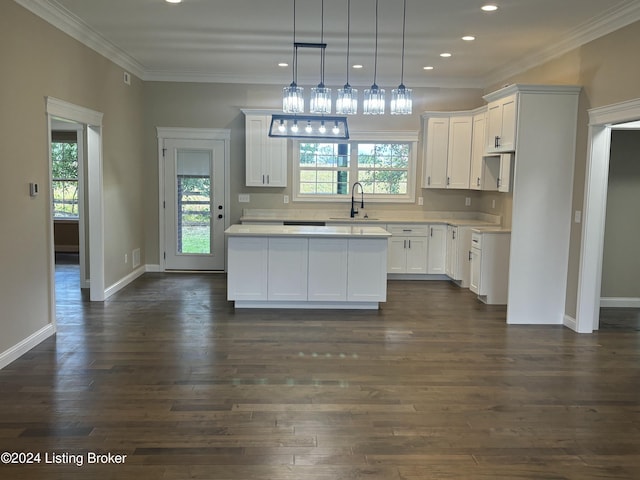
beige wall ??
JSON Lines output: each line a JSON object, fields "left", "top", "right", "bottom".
{"left": 601, "top": 130, "right": 640, "bottom": 298}
{"left": 0, "top": 2, "right": 145, "bottom": 355}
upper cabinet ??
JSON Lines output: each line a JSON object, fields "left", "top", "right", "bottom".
{"left": 242, "top": 110, "right": 287, "bottom": 187}
{"left": 469, "top": 108, "right": 487, "bottom": 190}
{"left": 485, "top": 93, "right": 517, "bottom": 153}
{"left": 422, "top": 113, "right": 472, "bottom": 189}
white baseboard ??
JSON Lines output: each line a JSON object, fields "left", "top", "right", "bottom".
{"left": 600, "top": 297, "right": 640, "bottom": 308}
{"left": 563, "top": 314, "right": 578, "bottom": 332}
{"left": 0, "top": 324, "right": 56, "bottom": 370}
{"left": 104, "top": 265, "right": 146, "bottom": 299}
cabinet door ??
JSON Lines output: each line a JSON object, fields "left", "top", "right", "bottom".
{"left": 405, "top": 237, "right": 428, "bottom": 274}
{"left": 308, "top": 238, "right": 348, "bottom": 301}
{"left": 445, "top": 225, "right": 458, "bottom": 278}
{"left": 348, "top": 239, "right": 387, "bottom": 302}
{"left": 227, "top": 237, "right": 268, "bottom": 301}
{"left": 446, "top": 116, "right": 472, "bottom": 189}
{"left": 268, "top": 237, "right": 308, "bottom": 300}
{"left": 423, "top": 117, "right": 449, "bottom": 188}
{"left": 387, "top": 237, "right": 408, "bottom": 273}
{"left": 245, "top": 114, "right": 287, "bottom": 187}
{"left": 469, "top": 247, "right": 481, "bottom": 294}
{"left": 497, "top": 153, "right": 513, "bottom": 193}
{"left": 427, "top": 225, "right": 447, "bottom": 274}
{"left": 485, "top": 94, "right": 517, "bottom": 153}
{"left": 469, "top": 111, "right": 486, "bottom": 190}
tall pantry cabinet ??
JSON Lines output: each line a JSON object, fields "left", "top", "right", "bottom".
{"left": 485, "top": 85, "right": 581, "bottom": 326}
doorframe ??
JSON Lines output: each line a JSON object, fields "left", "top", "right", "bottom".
{"left": 157, "top": 127, "right": 231, "bottom": 272}
{"left": 46, "top": 97, "right": 105, "bottom": 302}
{"left": 576, "top": 97, "right": 640, "bottom": 333}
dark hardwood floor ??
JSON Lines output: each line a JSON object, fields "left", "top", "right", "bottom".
{"left": 1, "top": 263, "right": 639, "bottom": 479}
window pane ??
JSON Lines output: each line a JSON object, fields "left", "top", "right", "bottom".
{"left": 51, "top": 142, "right": 79, "bottom": 218}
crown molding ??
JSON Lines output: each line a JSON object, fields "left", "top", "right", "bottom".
{"left": 14, "top": 0, "right": 146, "bottom": 80}
{"left": 482, "top": 0, "right": 640, "bottom": 87}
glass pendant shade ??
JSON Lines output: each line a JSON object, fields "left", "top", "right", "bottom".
{"left": 283, "top": 83, "right": 304, "bottom": 113}
{"left": 336, "top": 85, "right": 358, "bottom": 114}
{"left": 390, "top": 85, "right": 413, "bottom": 115}
{"left": 310, "top": 84, "right": 332, "bottom": 114}
{"left": 363, "top": 85, "right": 385, "bottom": 115}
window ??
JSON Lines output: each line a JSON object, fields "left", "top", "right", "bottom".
{"left": 294, "top": 135, "right": 417, "bottom": 202}
{"left": 51, "top": 134, "right": 79, "bottom": 218}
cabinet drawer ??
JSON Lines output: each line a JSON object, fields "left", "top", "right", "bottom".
{"left": 387, "top": 224, "right": 429, "bottom": 236}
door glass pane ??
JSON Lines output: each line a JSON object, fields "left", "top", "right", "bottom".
{"left": 176, "top": 149, "right": 211, "bottom": 254}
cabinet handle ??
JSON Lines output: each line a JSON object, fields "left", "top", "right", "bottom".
{"left": 447, "top": 177, "right": 450, "bottom": 186}
{"left": 262, "top": 174, "right": 265, "bottom": 184}
{"left": 495, "top": 135, "right": 500, "bottom": 148}
{"left": 266, "top": 174, "right": 270, "bottom": 184}
{"left": 427, "top": 176, "right": 431, "bottom": 186}
{"left": 408, "top": 240, "right": 411, "bottom": 249}
{"left": 403, "top": 240, "right": 407, "bottom": 249}
{"left": 477, "top": 177, "right": 481, "bottom": 187}
{"left": 403, "top": 229, "right": 412, "bottom": 232}
{"left": 469, "top": 250, "right": 472, "bottom": 261}
{"left": 452, "top": 230, "right": 456, "bottom": 240}
{"left": 497, "top": 178, "right": 501, "bottom": 188}
{"left": 430, "top": 227, "right": 433, "bottom": 237}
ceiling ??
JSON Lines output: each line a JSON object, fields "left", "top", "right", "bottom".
{"left": 17, "top": 0, "right": 640, "bottom": 89}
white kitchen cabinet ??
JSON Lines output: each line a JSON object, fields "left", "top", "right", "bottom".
{"left": 243, "top": 111, "right": 287, "bottom": 187}
{"left": 422, "top": 115, "right": 449, "bottom": 188}
{"left": 446, "top": 115, "right": 473, "bottom": 189}
{"left": 445, "top": 225, "right": 472, "bottom": 287}
{"left": 483, "top": 153, "right": 513, "bottom": 193}
{"left": 387, "top": 224, "right": 428, "bottom": 274}
{"left": 482, "top": 84, "right": 581, "bottom": 325}
{"left": 469, "top": 109, "right": 487, "bottom": 190}
{"left": 227, "top": 236, "right": 268, "bottom": 301}
{"left": 307, "top": 238, "right": 348, "bottom": 301}
{"left": 267, "top": 237, "right": 308, "bottom": 300}
{"left": 422, "top": 114, "right": 472, "bottom": 189}
{"left": 485, "top": 93, "right": 517, "bottom": 153}
{"left": 426, "top": 224, "right": 447, "bottom": 274}
{"left": 470, "top": 230, "right": 511, "bottom": 305}
{"left": 347, "top": 238, "right": 388, "bottom": 302}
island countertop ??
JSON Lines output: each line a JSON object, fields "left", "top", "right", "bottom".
{"left": 224, "top": 224, "right": 392, "bottom": 239}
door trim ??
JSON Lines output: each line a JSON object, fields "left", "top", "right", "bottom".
{"left": 157, "top": 128, "right": 231, "bottom": 272}
{"left": 46, "top": 97, "right": 105, "bottom": 303}
{"left": 576, "top": 97, "right": 640, "bottom": 333}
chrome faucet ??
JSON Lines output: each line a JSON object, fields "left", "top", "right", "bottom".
{"left": 350, "top": 182, "right": 364, "bottom": 218}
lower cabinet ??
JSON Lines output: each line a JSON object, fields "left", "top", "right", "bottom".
{"left": 427, "top": 224, "right": 447, "bottom": 274}
{"left": 348, "top": 238, "right": 388, "bottom": 302}
{"left": 387, "top": 224, "right": 428, "bottom": 274}
{"left": 445, "top": 225, "right": 472, "bottom": 286}
{"left": 307, "top": 238, "right": 348, "bottom": 301}
{"left": 267, "top": 237, "right": 308, "bottom": 301}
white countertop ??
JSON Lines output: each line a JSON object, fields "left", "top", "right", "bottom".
{"left": 225, "top": 224, "right": 392, "bottom": 238}
{"left": 239, "top": 208, "right": 502, "bottom": 228}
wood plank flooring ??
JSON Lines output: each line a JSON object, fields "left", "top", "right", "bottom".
{"left": 0, "top": 265, "right": 639, "bottom": 479}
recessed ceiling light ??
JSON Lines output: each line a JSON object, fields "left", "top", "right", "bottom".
{"left": 462, "top": 35, "right": 476, "bottom": 41}
{"left": 481, "top": 4, "right": 498, "bottom": 12}
{"left": 423, "top": 66, "right": 434, "bottom": 70}
{"left": 440, "top": 53, "right": 452, "bottom": 58}
{"left": 278, "top": 62, "right": 288, "bottom": 67}
{"left": 166, "top": 0, "right": 182, "bottom": 3}
{"left": 352, "top": 64, "right": 363, "bottom": 69}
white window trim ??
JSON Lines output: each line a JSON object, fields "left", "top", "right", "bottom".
{"left": 292, "top": 130, "right": 419, "bottom": 203}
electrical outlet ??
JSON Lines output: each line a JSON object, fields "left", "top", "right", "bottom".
{"left": 465, "top": 197, "right": 471, "bottom": 207}
{"left": 284, "top": 195, "right": 289, "bottom": 204}
{"left": 491, "top": 199, "right": 496, "bottom": 209}
{"left": 238, "top": 194, "right": 250, "bottom": 203}
{"left": 574, "top": 210, "right": 582, "bottom": 223}
{"left": 418, "top": 197, "right": 424, "bottom": 206}
{"left": 124, "top": 253, "right": 128, "bottom": 264}
{"left": 123, "top": 71, "right": 131, "bottom": 85}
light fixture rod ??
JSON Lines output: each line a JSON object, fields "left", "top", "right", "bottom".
{"left": 400, "top": 0, "right": 407, "bottom": 85}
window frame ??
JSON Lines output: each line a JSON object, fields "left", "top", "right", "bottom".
{"left": 51, "top": 138, "right": 80, "bottom": 219}
{"left": 292, "top": 130, "right": 418, "bottom": 203}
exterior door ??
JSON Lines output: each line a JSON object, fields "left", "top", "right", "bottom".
{"left": 163, "top": 138, "right": 226, "bottom": 270}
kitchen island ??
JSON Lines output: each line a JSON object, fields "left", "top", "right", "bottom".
{"left": 225, "top": 224, "right": 391, "bottom": 309}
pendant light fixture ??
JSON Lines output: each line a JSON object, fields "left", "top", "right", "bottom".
{"left": 390, "top": 0, "right": 412, "bottom": 115}
{"left": 336, "top": 0, "right": 358, "bottom": 115}
{"left": 282, "top": 0, "right": 304, "bottom": 113}
{"left": 310, "top": 0, "right": 332, "bottom": 114}
{"left": 363, "top": 0, "right": 385, "bottom": 115}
